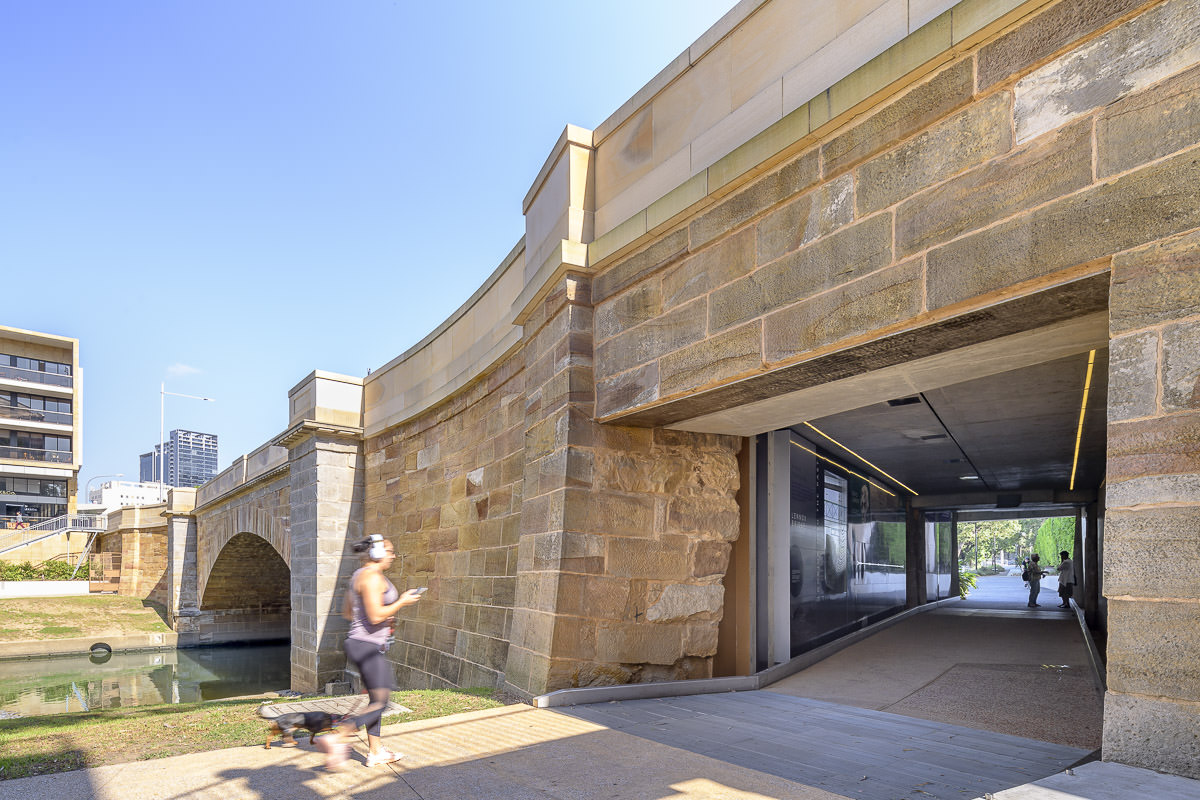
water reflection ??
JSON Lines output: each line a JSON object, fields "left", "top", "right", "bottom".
{"left": 0, "top": 642, "right": 290, "bottom": 717}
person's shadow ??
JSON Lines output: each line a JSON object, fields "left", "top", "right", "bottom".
{"left": 217, "top": 747, "right": 422, "bottom": 800}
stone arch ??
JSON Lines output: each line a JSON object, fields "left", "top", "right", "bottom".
{"left": 194, "top": 473, "right": 290, "bottom": 603}
{"left": 200, "top": 531, "right": 290, "bottom": 613}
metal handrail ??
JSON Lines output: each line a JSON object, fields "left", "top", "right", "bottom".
{"left": 0, "top": 405, "right": 72, "bottom": 426}
{"left": 0, "top": 514, "right": 107, "bottom": 555}
{"left": 0, "top": 364, "right": 72, "bottom": 387}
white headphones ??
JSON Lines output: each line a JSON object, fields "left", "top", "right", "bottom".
{"left": 368, "top": 534, "right": 387, "bottom": 562}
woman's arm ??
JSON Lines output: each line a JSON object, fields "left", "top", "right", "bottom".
{"left": 359, "top": 572, "right": 423, "bottom": 625}
{"left": 342, "top": 586, "right": 355, "bottom": 621}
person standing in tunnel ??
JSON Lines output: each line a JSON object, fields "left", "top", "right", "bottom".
{"left": 1056, "top": 550, "right": 1076, "bottom": 609}
{"left": 1026, "top": 553, "right": 1046, "bottom": 608}
{"left": 323, "top": 534, "right": 423, "bottom": 769}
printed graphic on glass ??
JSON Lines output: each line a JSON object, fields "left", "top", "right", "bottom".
{"left": 789, "top": 433, "right": 906, "bottom": 658}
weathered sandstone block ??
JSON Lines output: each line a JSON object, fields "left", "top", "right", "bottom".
{"left": 662, "top": 227, "right": 755, "bottom": 311}
{"left": 688, "top": 149, "right": 820, "bottom": 250}
{"left": 856, "top": 92, "right": 1012, "bottom": 216}
{"left": 1107, "top": 599, "right": 1200, "bottom": 701}
{"left": 595, "top": 297, "right": 707, "bottom": 378}
{"left": 823, "top": 58, "right": 975, "bottom": 177}
{"left": 645, "top": 583, "right": 724, "bottom": 623}
{"left": 659, "top": 321, "right": 763, "bottom": 397}
{"left": 896, "top": 118, "right": 1091, "bottom": 257}
{"left": 1014, "top": 0, "right": 1200, "bottom": 143}
{"left": 1107, "top": 331, "right": 1159, "bottom": 423}
{"left": 764, "top": 258, "right": 922, "bottom": 364}
{"left": 710, "top": 213, "right": 893, "bottom": 333}
{"left": 977, "top": 0, "right": 1150, "bottom": 90}
{"left": 1103, "top": 508, "right": 1200, "bottom": 599}
{"left": 1108, "top": 414, "right": 1200, "bottom": 483}
{"left": 1103, "top": 691, "right": 1200, "bottom": 779}
{"left": 1162, "top": 320, "right": 1200, "bottom": 413}
{"left": 927, "top": 148, "right": 1200, "bottom": 310}
{"left": 1099, "top": 62, "right": 1200, "bottom": 178}
{"left": 756, "top": 173, "right": 855, "bottom": 264}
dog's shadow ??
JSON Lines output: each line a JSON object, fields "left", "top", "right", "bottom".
{"left": 218, "top": 744, "right": 416, "bottom": 800}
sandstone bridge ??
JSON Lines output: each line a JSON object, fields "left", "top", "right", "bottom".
{"left": 161, "top": 376, "right": 365, "bottom": 690}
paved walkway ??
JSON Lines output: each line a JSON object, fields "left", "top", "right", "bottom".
{"left": 259, "top": 695, "right": 411, "bottom": 722}
{"left": 2, "top": 701, "right": 1196, "bottom": 800}
{"left": 558, "top": 692, "right": 1086, "bottom": 800}
{"left": 767, "top": 606, "right": 1102, "bottom": 749}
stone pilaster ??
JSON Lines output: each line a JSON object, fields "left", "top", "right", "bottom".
{"left": 164, "top": 489, "right": 200, "bottom": 644}
{"left": 1103, "top": 227, "right": 1200, "bottom": 779}
{"left": 283, "top": 425, "right": 365, "bottom": 692}
{"left": 506, "top": 273, "right": 741, "bottom": 698}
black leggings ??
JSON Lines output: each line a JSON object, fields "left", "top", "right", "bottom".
{"left": 344, "top": 637, "right": 394, "bottom": 738}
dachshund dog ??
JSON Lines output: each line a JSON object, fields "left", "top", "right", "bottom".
{"left": 261, "top": 709, "right": 345, "bottom": 749}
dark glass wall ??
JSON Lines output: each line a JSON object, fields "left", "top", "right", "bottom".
{"left": 788, "top": 432, "right": 906, "bottom": 658}
{"left": 925, "top": 513, "right": 954, "bottom": 601}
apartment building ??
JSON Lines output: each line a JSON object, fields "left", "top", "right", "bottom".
{"left": 0, "top": 325, "right": 81, "bottom": 529}
{"left": 139, "top": 429, "right": 218, "bottom": 488}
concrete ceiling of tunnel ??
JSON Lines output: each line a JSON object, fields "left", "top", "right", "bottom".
{"left": 794, "top": 348, "right": 1109, "bottom": 498}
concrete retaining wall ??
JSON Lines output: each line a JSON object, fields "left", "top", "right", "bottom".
{"left": 0, "top": 580, "right": 90, "bottom": 598}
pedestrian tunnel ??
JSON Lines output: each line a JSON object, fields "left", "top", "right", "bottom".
{"left": 674, "top": 315, "right": 1111, "bottom": 676}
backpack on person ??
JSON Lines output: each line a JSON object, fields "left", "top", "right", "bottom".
{"left": 1021, "top": 567, "right": 1030, "bottom": 581}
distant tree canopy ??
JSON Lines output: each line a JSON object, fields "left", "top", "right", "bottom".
{"left": 1034, "top": 516, "right": 1075, "bottom": 563}
{"left": 957, "top": 516, "right": 1073, "bottom": 568}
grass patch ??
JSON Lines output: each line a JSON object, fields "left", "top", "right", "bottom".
{"left": 0, "top": 688, "right": 511, "bottom": 780}
{"left": 0, "top": 596, "right": 170, "bottom": 643}
{"left": 37, "top": 626, "right": 82, "bottom": 637}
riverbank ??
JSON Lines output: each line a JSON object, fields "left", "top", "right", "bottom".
{"left": 0, "top": 688, "right": 511, "bottom": 780}
{"left": 0, "top": 631, "right": 177, "bottom": 661}
{"left": 0, "top": 596, "right": 170, "bottom": 647}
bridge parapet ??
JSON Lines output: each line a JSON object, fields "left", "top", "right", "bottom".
{"left": 197, "top": 443, "right": 289, "bottom": 507}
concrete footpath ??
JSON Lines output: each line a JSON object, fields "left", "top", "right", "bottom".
{"left": 0, "top": 704, "right": 847, "bottom": 800}
{"left": 2, "top": 701, "right": 1197, "bottom": 800}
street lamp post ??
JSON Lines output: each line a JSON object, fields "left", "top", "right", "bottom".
{"left": 159, "top": 383, "right": 216, "bottom": 500}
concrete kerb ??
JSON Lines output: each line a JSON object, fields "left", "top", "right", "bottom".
{"left": 534, "top": 596, "right": 961, "bottom": 708}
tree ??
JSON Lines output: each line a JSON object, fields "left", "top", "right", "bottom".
{"left": 1034, "top": 516, "right": 1075, "bottom": 563}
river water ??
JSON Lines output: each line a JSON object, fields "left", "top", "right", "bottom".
{"left": 0, "top": 642, "right": 291, "bottom": 717}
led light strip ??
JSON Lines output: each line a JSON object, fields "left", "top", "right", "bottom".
{"left": 791, "top": 440, "right": 897, "bottom": 497}
{"left": 1069, "top": 349, "right": 1096, "bottom": 491}
{"left": 802, "top": 421, "right": 919, "bottom": 496}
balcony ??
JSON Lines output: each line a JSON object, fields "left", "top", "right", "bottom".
{"left": 0, "top": 405, "right": 72, "bottom": 426}
{"left": 0, "top": 446, "right": 72, "bottom": 464}
{"left": 0, "top": 364, "right": 73, "bottom": 388}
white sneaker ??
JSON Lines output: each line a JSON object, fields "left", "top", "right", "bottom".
{"left": 366, "top": 748, "right": 402, "bottom": 767}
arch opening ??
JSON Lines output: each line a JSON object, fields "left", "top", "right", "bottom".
{"left": 199, "top": 532, "right": 291, "bottom": 643}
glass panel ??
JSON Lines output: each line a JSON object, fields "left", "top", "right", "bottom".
{"left": 788, "top": 434, "right": 907, "bottom": 658}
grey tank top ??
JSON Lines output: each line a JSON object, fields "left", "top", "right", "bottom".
{"left": 346, "top": 567, "right": 399, "bottom": 646}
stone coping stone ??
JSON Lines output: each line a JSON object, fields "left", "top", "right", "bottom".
{"left": 0, "top": 631, "right": 177, "bottom": 661}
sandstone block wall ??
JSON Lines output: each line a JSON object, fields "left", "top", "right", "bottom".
{"left": 1105, "top": 225, "right": 1200, "bottom": 778}
{"left": 364, "top": 351, "right": 525, "bottom": 690}
{"left": 505, "top": 275, "right": 742, "bottom": 698}
{"left": 98, "top": 530, "right": 168, "bottom": 604}
{"left": 592, "top": 0, "right": 1199, "bottom": 429}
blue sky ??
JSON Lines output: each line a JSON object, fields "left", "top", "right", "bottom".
{"left": 1, "top": 1, "right": 735, "bottom": 492}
